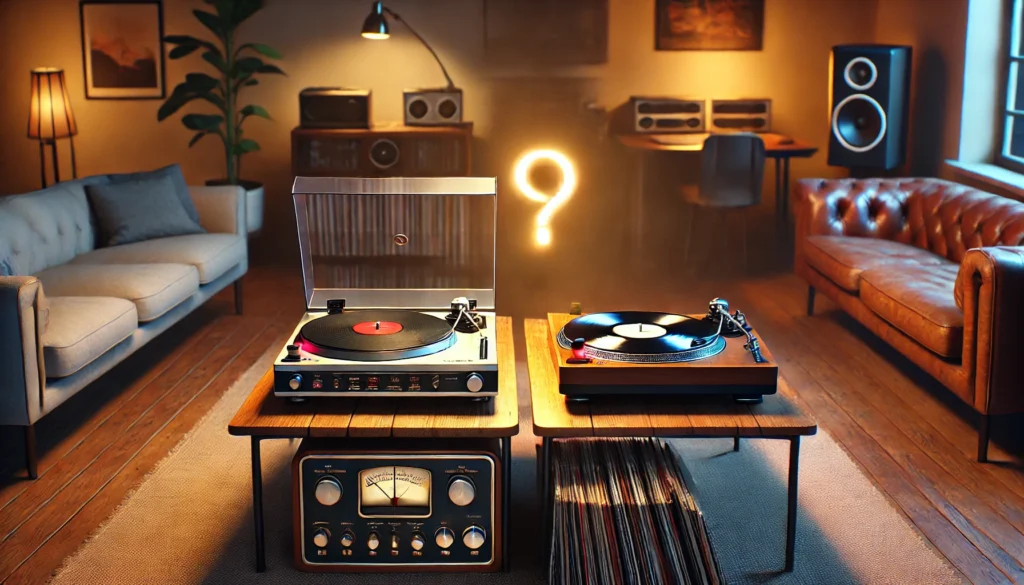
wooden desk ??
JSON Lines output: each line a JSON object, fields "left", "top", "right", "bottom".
{"left": 229, "top": 317, "right": 519, "bottom": 572}
{"left": 524, "top": 317, "right": 816, "bottom": 572}
{"left": 616, "top": 132, "right": 818, "bottom": 253}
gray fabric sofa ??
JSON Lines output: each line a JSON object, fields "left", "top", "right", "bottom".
{"left": 0, "top": 175, "right": 247, "bottom": 478}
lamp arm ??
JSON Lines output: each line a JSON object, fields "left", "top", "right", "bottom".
{"left": 383, "top": 7, "right": 457, "bottom": 91}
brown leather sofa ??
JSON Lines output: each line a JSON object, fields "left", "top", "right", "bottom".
{"left": 793, "top": 178, "right": 1024, "bottom": 461}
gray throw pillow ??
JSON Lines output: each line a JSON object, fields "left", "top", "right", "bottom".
{"left": 86, "top": 176, "right": 205, "bottom": 247}
{"left": 108, "top": 164, "right": 200, "bottom": 225}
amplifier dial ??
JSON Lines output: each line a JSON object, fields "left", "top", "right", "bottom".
{"left": 312, "top": 527, "right": 330, "bottom": 548}
{"left": 466, "top": 373, "right": 484, "bottom": 393}
{"left": 434, "top": 527, "right": 455, "bottom": 549}
{"left": 367, "top": 531, "right": 380, "bottom": 550}
{"left": 391, "top": 532, "right": 400, "bottom": 549}
{"left": 462, "top": 525, "right": 486, "bottom": 550}
{"left": 340, "top": 530, "right": 355, "bottom": 547}
{"left": 288, "top": 374, "right": 303, "bottom": 390}
{"left": 411, "top": 531, "right": 426, "bottom": 551}
{"left": 314, "top": 476, "right": 343, "bottom": 506}
{"left": 447, "top": 476, "right": 476, "bottom": 506}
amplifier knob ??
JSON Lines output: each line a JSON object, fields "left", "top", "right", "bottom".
{"left": 288, "top": 374, "right": 303, "bottom": 390}
{"left": 391, "top": 532, "right": 400, "bottom": 549}
{"left": 462, "top": 525, "right": 486, "bottom": 550}
{"left": 367, "top": 531, "right": 380, "bottom": 550}
{"left": 447, "top": 476, "right": 476, "bottom": 506}
{"left": 434, "top": 527, "right": 455, "bottom": 549}
{"left": 411, "top": 531, "right": 426, "bottom": 551}
{"left": 340, "top": 530, "right": 355, "bottom": 547}
{"left": 466, "top": 373, "right": 484, "bottom": 393}
{"left": 312, "top": 527, "right": 330, "bottom": 548}
{"left": 314, "top": 476, "right": 343, "bottom": 506}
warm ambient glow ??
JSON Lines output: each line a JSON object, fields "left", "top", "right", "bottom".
{"left": 513, "top": 149, "right": 577, "bottom": 247}
{"left": 28, "top": 68, "right": 77, "bottom": 140}
{"left": 362, "top": 32, "right": 389, "bottom": 39}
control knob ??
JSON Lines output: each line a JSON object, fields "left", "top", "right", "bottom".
{"left": 463, "top": 525, "right": 486, "bottom": 550}
{"left": 411, "top": 532, "right": 426, "bottom": 551}
{"left": 312, "top": 527, "right": 330, "bottom": 548}
{"left": 314, "top": 476, "right": 342, "bottom": 506}
{"left": 340, "top": 530, "right": 355, "bottom": 547}
{"left": 367, "top": 531, "right": 380, "bottom": 550}
{"left": 466, "top": 373, "right": 484, "bottom": 393}
{"left": 288, "top": 374, "right": 303, "bottom": 390}
{"left": 434, "top": 527, "right": 455, "bottom": 549}
{"left": 447, "top": 476, "right": 476, "bottom": 506}
{"left": 391, "top": 532, "right": 400, "bottom": 549}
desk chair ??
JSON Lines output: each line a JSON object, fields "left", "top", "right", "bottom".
{"left": 680, "top": 133, "right": 766, "bottom": 272}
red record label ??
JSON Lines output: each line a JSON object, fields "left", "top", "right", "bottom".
{"left": 352, "top": 321, "right": 404, "bottom": 335}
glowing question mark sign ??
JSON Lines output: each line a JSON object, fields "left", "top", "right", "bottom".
{"left": 513, "top": 149, "right": 577, "bottom": 246}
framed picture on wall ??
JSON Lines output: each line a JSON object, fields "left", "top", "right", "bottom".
{"left": 80, "top": 0, "right": 165, "bottom": 99}
{"left": 656, "top": 0, "right": 765, "bottom": 51}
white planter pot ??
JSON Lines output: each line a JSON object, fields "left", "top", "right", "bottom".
{"left": 244, "top": 184, "right": 264, "bottom": 234}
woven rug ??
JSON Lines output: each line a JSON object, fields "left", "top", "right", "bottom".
{"left": 49, "top": 349, "right": 963, "bottom": 585}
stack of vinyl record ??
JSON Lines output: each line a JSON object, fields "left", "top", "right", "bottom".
{"left": 549, "top": 438, "right": 725, "bottom": 585}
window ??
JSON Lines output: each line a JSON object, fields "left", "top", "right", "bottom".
{"left": 1001, "top": 0, "right": 1024, "bottom": 171}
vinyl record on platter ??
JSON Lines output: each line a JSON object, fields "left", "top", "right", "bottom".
{"left": 557, "top": 311, "right": 726, "bottom": 363}
{"left": 297, "top": 310, "right": 455, "bottom": 361}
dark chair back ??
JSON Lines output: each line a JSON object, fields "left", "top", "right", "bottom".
{"left": 684, "top": 133, "right": 766, "bottom": 208}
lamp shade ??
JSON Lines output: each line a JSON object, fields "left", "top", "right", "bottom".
{"left": 361, "top": 1, "right": 390, "bottom": 39}
{"left": 28, "top": 68, "right": 77, "bottom": 140}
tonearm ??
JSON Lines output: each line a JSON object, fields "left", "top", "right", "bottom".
{"left": 706, "top": 298, "right": 766, "bottom": 364}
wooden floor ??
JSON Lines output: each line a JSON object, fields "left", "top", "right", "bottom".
{"left": 1, "top": 264, "right": 1022, "bottom": 584}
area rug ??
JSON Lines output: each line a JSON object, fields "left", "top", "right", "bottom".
{"left": 49, "top": 350, "right": 963, "bottom": 585}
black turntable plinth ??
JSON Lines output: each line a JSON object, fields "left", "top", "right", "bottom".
{"left": 547, "top": 311, "right": 778, "bottom": 401}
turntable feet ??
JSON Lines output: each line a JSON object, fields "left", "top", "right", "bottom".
{"left": 733, "top": 395, "right": 764, "bottom": 404}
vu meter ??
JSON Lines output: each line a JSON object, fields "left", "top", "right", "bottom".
{"left": 293, "top": 440, "right": 501, "bottom": 572}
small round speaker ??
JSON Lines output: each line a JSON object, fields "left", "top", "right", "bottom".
{"left": 638, "top": 117, "right": 654, "bottom": 129}
{"left": 844, "top": 57, "right": 878, "bottom": 91}
{"left": 437, "top": 98, "right": 458, "bottom": 119}
{"left": 408, "top": 98, "right": 429, "bottom": 120}
{"left": 832, "top": 94, "right": 886, "bottom": 153}
{"left": 369, "top": 139, "right": 400, "bottom": 169}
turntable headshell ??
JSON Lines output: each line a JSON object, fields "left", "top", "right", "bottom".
{"left": 706, "top": 298, "right": 764, "bottom": 364}
{"left": 446, "top": 297, "right": 488, "bottom": 334}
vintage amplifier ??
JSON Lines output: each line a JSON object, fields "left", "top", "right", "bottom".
{"left": 293, "top": 439, "right": 501, "bottom": 572}
{"left": 631, "top": 96, "right": 705, "bottom": 133}
{"left": 404, "top": 88, "right": 463, "bottom": 126}
{"left": 299, "top": 88, "right": 371, "bottom": 129}
{"left": 709, "top": 98, "right": 772, "bottom": 133}
{"left": 291, "top": 124, "right": 472, "bottom": 177}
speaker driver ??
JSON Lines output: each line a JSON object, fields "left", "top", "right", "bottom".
{"left": 369, "top": 139, "right": 400, "bottom": 169}
{"left": 408, "top": 99, "right": 429, "bottom": 120}
{"left": 844, "top": 57, "right": 877, "bottom": 91}
{"left": 832, "top": 94, "right": 886, "bottom": 153}
{"left": 437, "top": 98, "right": 458, "bottom": 119}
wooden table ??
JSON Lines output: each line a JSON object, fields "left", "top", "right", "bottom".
{"left": 616, "top": 132, "right": 818, "bottom": 254}
{"left": 524, "top": 318, "right": 817, "bottom": 572}
{"left": 228, "top": 317, "right": 519, "bottom": 572}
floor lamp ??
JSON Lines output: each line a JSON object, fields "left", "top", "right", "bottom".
{"left": 28, "top": 68, "right": 78, "bottom": 187}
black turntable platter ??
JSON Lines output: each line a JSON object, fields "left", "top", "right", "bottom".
{"left": 298, "top": 310, "right": 455, "bottom": 361}
{"left": 557, "top": 311, "right": 726, "bottom": 363}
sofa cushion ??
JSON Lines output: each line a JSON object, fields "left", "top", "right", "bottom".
{"left": 859, "top": 264, "right": 964, "bottom": 359}
{"left": 86, "top": 176, "right": 204, "bottom": 247}
{"left": 0, "top": 183, "right": 96, "bottom": 275}
{"left": 70, "top": 233, "right": 245, "bottom": 284}
{"left": 35, "top": 264, "right": 198, "bottom": 322}
{"left": 42, "top": 296, "right": 137, "bottom": 378}
{"left": 804, "top": 235, "right": 952, "bottom": 292}
{"left": 107, "top": 164, "right": 200, "bottom": 225}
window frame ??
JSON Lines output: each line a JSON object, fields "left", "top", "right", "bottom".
{"left": 999, "top": 0, "right": 1024, "bottom": 173}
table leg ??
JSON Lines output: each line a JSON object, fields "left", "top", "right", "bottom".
{"left": 502, "top": 436, "right": 512, "bottom": 573}
{"left": 250, "top": 437, "right": 266, "bottom": 572}
{"left": 774, "top": 157, "right": 783, "bottom": 231}
{"left": 733, "top": 436, "right": 740, "bottom": 452}
{"left": 541, "top": 437, "right": 553, "bottom": 565}
{"left": 786, "top": 436, "right": 800, "bottom": 572}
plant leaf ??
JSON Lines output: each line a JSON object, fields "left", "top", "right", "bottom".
{"left": 240, "top": 104, "right": 270, "bottom": 120}
{"left": 242, "top": 79, "right": 259, "bottom": 87}
{"left": 168, "top": 44, "right": 200, "bottom": 59}
{"left": 256, "top": 63, "right": 285, "bottom": 75}
{"left": 201, "top": 50, "right": 228, "bottom": 73}
{"left": 192, "top": 9, "right": 225, "bottom": 38}
{"left": 228, "top": 0, "right": 263, "bottom": 26}
{"left": 181, "top": 113, "right": 225, "bottom": 132}
{"left": 163, "top": 34, "right": 204, "bottom": 46}
{"left": 233, "top": 139, "right": 261, "bottom": 155}
{"left": 156, "top": 81, "right": 225, "bottom": 121}
{"left": 188, "top": 132, "right": 208, "bottom": 147}
{"left": 238, "top": 43, "right": 282, "bottom": 59}
{"left": 234, "top": 57, "right": 264, "bottom": 77}
{"left": 184, "top": 72, "right": 220, "bottom": 92}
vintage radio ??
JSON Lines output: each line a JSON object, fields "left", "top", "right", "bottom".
{"left": 709, "top": 99, "right": 772, "bottom": 133}
{"left": 291, "top": 124, "right": 472, "bottom": 177}
{"left": 631, "top": 96, "right": 705, "bottom": 133}
{"left": 404, "top": 89, "right": 463, "bottom": 126}
{"left": 293, "top": 439, "right": 501, "bottom": 572}
{"left": 299, "top": 88, "right": 371, "bottom": 129}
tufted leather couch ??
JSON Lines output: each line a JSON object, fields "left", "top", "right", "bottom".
{"left": 793, "top": 178, "right": 1024, "bottom": 462}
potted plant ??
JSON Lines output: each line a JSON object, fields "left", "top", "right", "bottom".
{"left": 157, "top": 0, "right": 284, "bottom": 235}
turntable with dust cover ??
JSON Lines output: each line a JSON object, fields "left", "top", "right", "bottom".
{"left": 275, "top": 176, "right": 499, "bottom": 400}
{"left": 548, "top": 298, "right": 778, "bottom": 402}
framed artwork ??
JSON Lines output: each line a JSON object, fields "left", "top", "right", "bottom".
{"left": 79, "top": 1, "right": 165, "bottom": 99}
{"left": 656, "top": 0, "right": 765, "bottom": 51}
